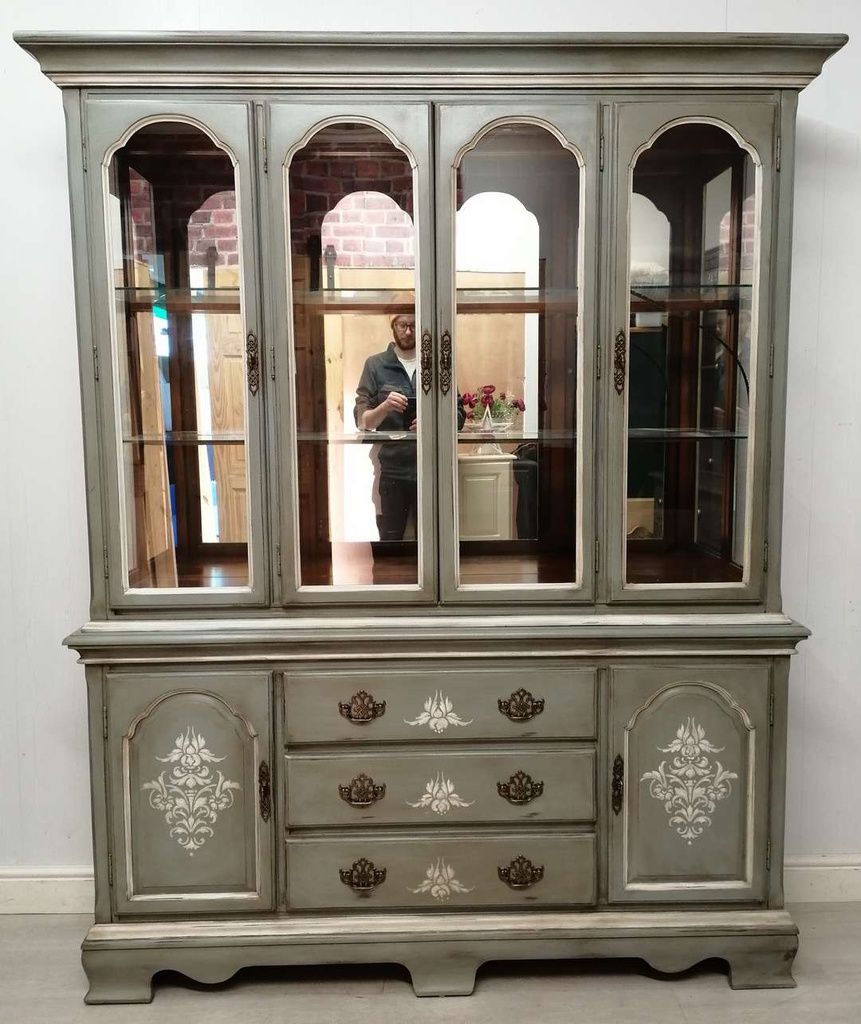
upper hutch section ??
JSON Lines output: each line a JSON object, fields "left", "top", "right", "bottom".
{"left": 17, "top": 32, "right": 845, "bottom": 615}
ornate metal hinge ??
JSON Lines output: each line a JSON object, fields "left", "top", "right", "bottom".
{"left": 420, "top": 328, "right": 433, "bottom": 395}
{"left": 338, "top": 690, "right": 386, "bottom": 724}
{"left": 246, "top": 331, "right": 260, "bottom": 396}
{"left": 497, "top": 770, "right": 544, "bottom": 805}
{"left": 339, "top": 773, "right": 386, "bottom": 808}
{"left": 613, "top": 329, "right": 626, "bottom": 395}
{"left": 498, "top": 855, "right": 544, "bottom": 890}
{"left": 498, "top": 688, "right": 545, "bottom": 722}
{"left": 339, "top": 857, "right": 387, "bottom": 892}
{"left": 439, "top": 329, "right": 452, "bottom": 395}
{"left": 612, "top": 754, "right": 624, "bottom": 815}
{"left": 258, "top": 760, "right": 271, "bottom": 823}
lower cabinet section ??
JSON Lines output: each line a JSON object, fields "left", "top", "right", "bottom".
{"left": 86, "top": 648, "right": 797, "bottom": 1002}
{"left": 286, "top": 834, "right": 596, "bottom": 909}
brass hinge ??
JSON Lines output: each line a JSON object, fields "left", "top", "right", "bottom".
{"left": 81, "top": 138, "right": 88, "bottom": 173}
{"left": 92, "top": 344, "right": 100, "bottom": 381}
{"left": 599, "top": 133, "right": 605, "bottom": 172}
{"left": 594, "top": 538, "right": 600, "bottom": 574}
{"left": 262, "top": 133, "right": 268, "bottom": 174}
{"left": 596, "top": 341, "right": 601, "bottom": 379}
{"left": 103, "top": 546, "right": 109, "bottom": 579}
{"left": 270, "top": 346, "right": 276, "bottom": 380}
{"left": 768, "top": 340, "right": 775, "bottom": 378}
{"left": 107, "top": 852, "right": 114, "bottom": 886}
{"left": 763, "top": 540, "right": 769, "bottom": 574}
{"left": 766, "top": 839, "right": 772, "bottom": 872}
{"left": 275, "top": 544, "right": 282, "bottom": 577}
{"left": 775, "top": 135, "right": 781, "bottom": 172}
{"left": 769, "top": 690, "right": 775, "bottom": 727}
{"left": 102, "top": 704, "right": 108, "bottom": 740}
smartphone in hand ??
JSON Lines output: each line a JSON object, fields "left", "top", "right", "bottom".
{"left": 403, "top": 397, "right": 417, "bottom": 429}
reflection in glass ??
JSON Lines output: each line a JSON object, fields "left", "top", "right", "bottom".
{"left": 107, "top": 122, "right": 249, "bottom": 589}
{"left": 455, "top": 124, "right": 581, "bottom": 586}
{"left": 626, "top": 123, "right": 756, "bottom": 585}
{"left": 288, "top": 124, "right": 418, "bottom": 587}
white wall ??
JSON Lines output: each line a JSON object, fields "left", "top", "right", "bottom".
{"left": 1, "top": 1, "right": 859, "bottom": 889}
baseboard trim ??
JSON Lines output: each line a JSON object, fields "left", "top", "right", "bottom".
{"left": 784, "top": 856, "right": 861, "bottom": 903}
{"left": 0, "top": 867, "right": 94, "bottom": 914}
{"left": 1, "top": 858, "right": 860, "bottom": 913}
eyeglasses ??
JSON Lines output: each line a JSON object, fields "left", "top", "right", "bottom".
{"left": 392, "top": 320, "right": 416, "bottom": 333}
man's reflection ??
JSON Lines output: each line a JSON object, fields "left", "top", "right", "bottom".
{"left": 354, "top": 315, "right": 419, "bottom": 541}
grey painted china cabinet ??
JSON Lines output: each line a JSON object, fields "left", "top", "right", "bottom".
{"left": 18, "top": 31, "right": 845, "bottom": 1003}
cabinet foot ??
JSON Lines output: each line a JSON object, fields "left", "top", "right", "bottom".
{"left": 83, "top": 953, "right": 155, "bottom": 1004}
{"left": 727, "top": 949, "right": 798, "bottom": 989}
{"left": 405, "top": 954, "right": 481, "bottom": 996}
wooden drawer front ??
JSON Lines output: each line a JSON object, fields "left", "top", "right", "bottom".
{"left": 287, "top": 749, "right": 594, "bottom": 826}
{"left": 288, "top": 835, "right": 595, "bottom": 909}
{"left": 285, "top": 665, "right": 596, "bottom": 743}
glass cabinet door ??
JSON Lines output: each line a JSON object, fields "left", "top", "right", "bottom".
{"left": 268, "top": 103, "right": 435, "bottom": 602}
{"left": 435, "top": 104, "right": 599, "bottom": 602}
{"left": 85, "top": 99, "right": 266, "bottom": 606}
{"left": 608, "top": 102, "right": 777, "bottom": 602}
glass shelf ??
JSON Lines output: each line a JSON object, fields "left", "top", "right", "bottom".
{"left": 628, "top": 428, "right": 749, "bottom": 441}
{"left": 456, "top": 287, "right": 578, "bottom": 314}
{"left": 116, "top": 287, "right": 241, "bottom": 314}
{"left": 292, "top": 289, "right": 414, "bottom": 314}
{"left": 630, "top": 284, "right": 751, "bottom": 313}
{"left": 122, "top": 431, "right": 245, "bottom": 445}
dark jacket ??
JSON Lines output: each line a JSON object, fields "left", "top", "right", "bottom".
{"left": 354, "top": 343, "right": 466, "bottom": 482}
{"left": 354, "top": 344, "right": 418, "bottom": 481}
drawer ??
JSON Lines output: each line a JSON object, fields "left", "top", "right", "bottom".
{"left": 285, "top": 664, "right": 596, "bottom": 743}
{"left": 286, "top": 749, "right": 595, "bottom": 826}
{"left": 287, "top": 834, "right": 595, "bottom": 909}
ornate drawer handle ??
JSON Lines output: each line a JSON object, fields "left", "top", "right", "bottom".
{"left": 339, "top": 858, "right": 387, "bottom": 892}
{"left": 339, "top": 773, "right": 386, "bottom": 808}
{"left": 612, "top": 754, "right": 624, "bottom": 815}
{"left": 497, "top": 770, "right": 544, "bottom": 805}
{"left": 258, "top": 760, "right": 271, "bottom": 823}
{"left": 498, "top": 688, "right": 545, "bottom": 722}
{"left": 498, "top": 855, "right": 544, "bottom": 890}
{"left": 338, "top": 690, "right": 386, "bottom": 724}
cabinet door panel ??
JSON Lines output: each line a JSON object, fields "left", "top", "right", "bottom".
{"left": 84, "top": 98, "right": 267, "bottom": 608}
{"left": 609, "top": 663, "right": 769, "bottom": 902}
{"left": 436, "top": 102, "right": 599, "bottom": 603}
{"left": 107, "top": 671, "right": 273, "bottom": 915}
{"left": 267, "top": 101, "right": 436, "bottom": 604}
{"left": 607, "top": 99, "right": 777, "bottom": 603}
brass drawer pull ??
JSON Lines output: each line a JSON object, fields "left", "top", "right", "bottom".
{"left": 498, "top": 855, "right": 544, "bottom": 890}
{"left": 339, "top": 858, "right": 387, "bottom": 892}
{"left": 612, "top": 754, "right": 624, "bottom": 815}
{"left": 497, "top": 770, "right": 544, "bottom": 805}
{"left": 339, "top": 773, "right": 386, "bottom": 808}
{"left": 258, "top": 760, "right": 271, "bottom": 823}
{"left": 338, "top": 690, "right": 386, "bottom": 724}
{"left": 498, "top": 688, "right": 545, "bottom": 722}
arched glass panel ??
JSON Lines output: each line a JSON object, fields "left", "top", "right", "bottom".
{"left": 288, "top": 124, "right": 418, "bottom": 588}
{"left": 454, "top": 124, "right": 581, "bottom": 586}
{"left": 107, "top": 122, "right": 250, "bottom": 589}
{"left": 626, "top": 123, "right": 757, "bottom": 585}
